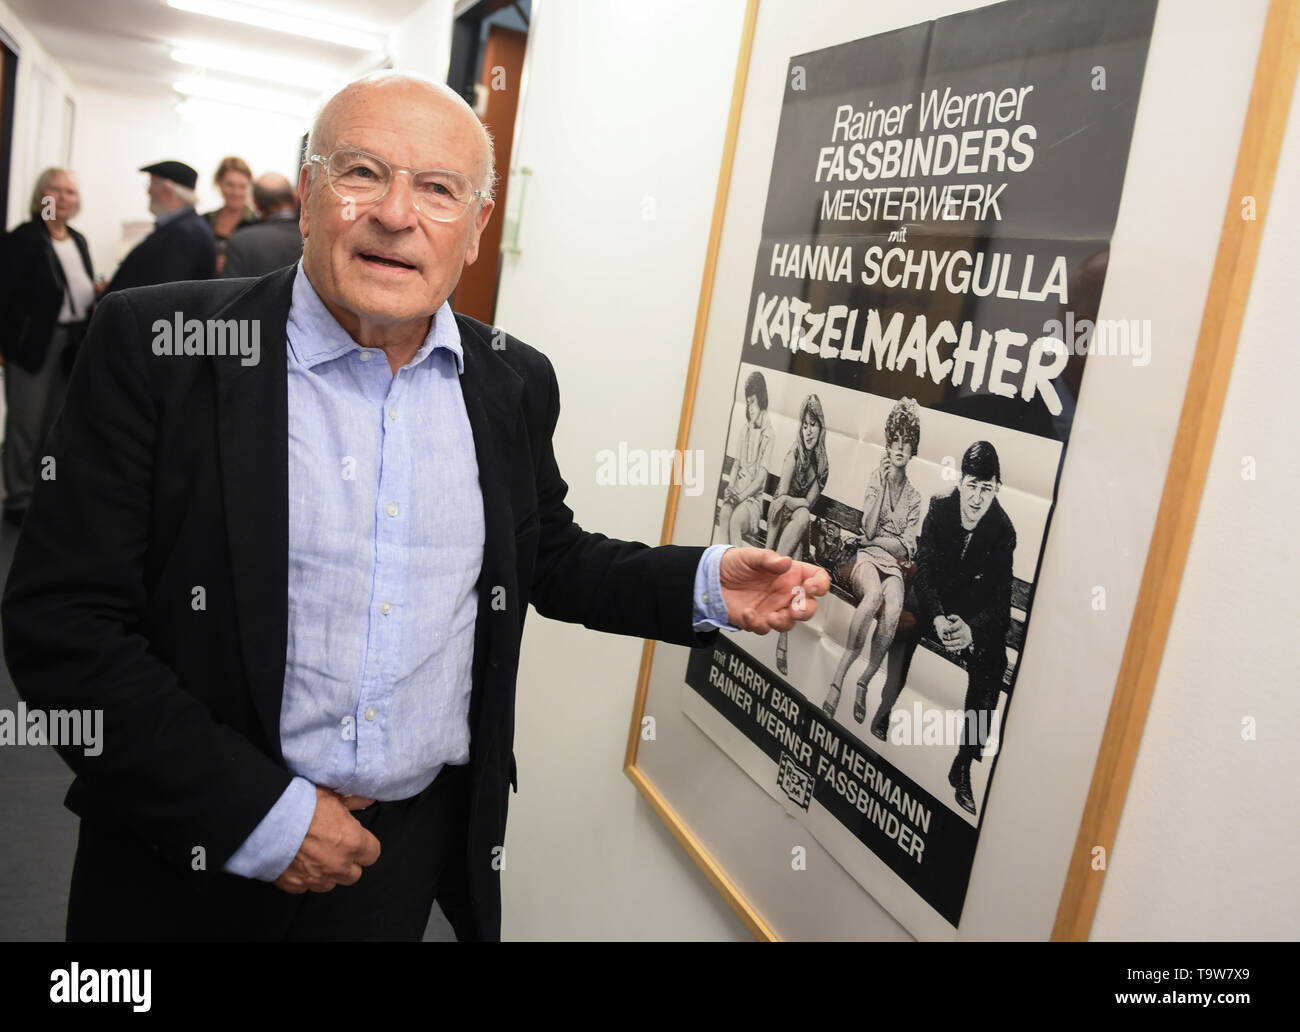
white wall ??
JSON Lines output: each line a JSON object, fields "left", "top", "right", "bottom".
{"left": 492, "top": 0, "right": 752, "bottom": 940}
{"left": 389, "top": 0, "right": 455, "bottom": 83}
{"left": 0, "top": 0, "right": 82, "bottom": 232}
{"left": 1091, "top": 67, "right": 1300, "bottom": 942}
{"left": 494, "top": 0, "right": 1300, "bottom": 940}
{"left": 69, "top": 86, "right": 308, "bottom": 280}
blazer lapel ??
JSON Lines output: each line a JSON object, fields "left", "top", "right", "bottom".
{"left": 213, "top": 266, "right": 296, "bottom": 760}
{"left": 455, "top": 315, "right": 523, "bottom": 750}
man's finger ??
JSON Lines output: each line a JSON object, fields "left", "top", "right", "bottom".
{"left": 802, "top": 573, "right": 829, "bottom": 596}
{"left": 338, "top": 794, "right": 375, "bottom": 811}
{"left": 753, "top": 549, "right": 792, "bottom": 574}
{"left": 792, "top": 597, "right": 817, "bottom": 620}
{"left": 356, "top": 829, "right": 382, "bottom": 867}
{"left": 759, "top": 551, "right": 790, "bottom": 574}
{"left": 757, "top": 606, "right": 795, "bottom": 632}
{"left": 791, "top": 565, "right": 829, "bottom": 597}
{"left": 332, "top": 861, "right": 366, "bottom": 887}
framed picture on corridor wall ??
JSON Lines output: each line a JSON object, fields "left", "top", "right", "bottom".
{"left": 624, "top": 0, "right": 1299, "bottom": 940}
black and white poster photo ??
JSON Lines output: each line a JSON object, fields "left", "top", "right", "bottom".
{"left": 704, "top": 365, "right": 1057, "bottom": 818}
{"left": 681, "top": 0, "right": 1157, "bottom": 934}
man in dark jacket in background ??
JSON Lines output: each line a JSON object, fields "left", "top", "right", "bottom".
{"left": 103, "top": 160, "right": 216, "bottom": 293}
{"left": 223, "top": 172, "right": 303, "bottom": 278}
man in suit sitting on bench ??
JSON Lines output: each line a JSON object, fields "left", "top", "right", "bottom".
{"left": 868, "top": 441, "right": 1016, "bottom": 816}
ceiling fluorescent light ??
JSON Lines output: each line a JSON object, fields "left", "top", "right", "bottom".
{"left": 174, "top": 76, "right": 313, "bottom": 118}
{"left": 170, "top": 46, "right": 334, "bottom": 91}
{"left": 166, "top": 0, "right": 385, "bottom": 52}
{"left": 176, "top": 95, "right": 302, "bottom": 124}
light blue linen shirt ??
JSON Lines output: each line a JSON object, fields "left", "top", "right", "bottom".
{"left": 225, "top": 263, "right": 735, "bottom": 880}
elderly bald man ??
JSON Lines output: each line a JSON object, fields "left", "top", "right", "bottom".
{"left": 222, "top": 172, "right": 303, "bottom": 278}
{"left": 2, "top": 72, "right": 829, "bottom": 942}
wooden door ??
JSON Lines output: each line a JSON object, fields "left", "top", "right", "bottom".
{"left": 453, "top": 23, "right": 527, "bottom": 323}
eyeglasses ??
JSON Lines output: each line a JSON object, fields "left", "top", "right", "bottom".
{"left": 308, "top": 147, "right": 489, "bottom": 222}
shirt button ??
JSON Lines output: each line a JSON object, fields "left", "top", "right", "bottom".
{"left": 364, "top": 707, "right": 377, "bottom": 721}
{"left": 386, "top": 503, "right": 398, "bottom": 517}
{"left": 702, "top": 593, "right": 710, "bottom": 603}
{"left": 388, "top": 407, "right": 397, "bottom": 420}
{"left": 380, "top": 602, "right": 392, "bottom": 615}
{"left": 359, "top": 351, "right": 373, "bottom": 362}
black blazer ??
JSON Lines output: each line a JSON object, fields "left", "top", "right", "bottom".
{"left": 221, "top": 216, "right": 303, "bottom": 279}
{"left": 912, "top": 489, "right": 1016, "bottom": 660}
{"left": 1, "top": 265, "right": 716, "bottom": 941}
{"left": 0, "top": 219, "right": 95, "bottom": 373}
{"left": 104, "top": 207, "right": 217, "bottom": 294}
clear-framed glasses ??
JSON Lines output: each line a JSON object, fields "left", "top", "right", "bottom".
{"left": 308, "top": 147, "right": 489, "bottom": 222}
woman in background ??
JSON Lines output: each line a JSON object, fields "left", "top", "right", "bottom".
{"left": 824, "top": 398, "right": 922, "bottom": 723}
{"left": 0, "top": 168, "right": 98, "bottom": 527}
{"left": 764, "top": 394, "right": 829, "bottom": 674}
{"left": 204, "top": 156, "right": 258, "bottom": 275}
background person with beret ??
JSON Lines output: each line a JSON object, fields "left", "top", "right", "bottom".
{"left": 103, "top": 160, "right": 217, "bottom": 294}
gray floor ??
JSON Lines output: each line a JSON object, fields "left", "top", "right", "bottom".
{"left": 0, "top": 523, "right": 77, "bottom": 941}
{"left": 0, "top": 519, "right": 454, "bottom": 941}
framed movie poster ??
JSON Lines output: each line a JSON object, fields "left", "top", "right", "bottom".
{"left": 625, "top": 0, "right": 1298, "bottom": 940}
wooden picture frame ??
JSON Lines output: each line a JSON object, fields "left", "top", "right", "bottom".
{"left": 623, "top": 0, "right": 1300, "bottom": 941}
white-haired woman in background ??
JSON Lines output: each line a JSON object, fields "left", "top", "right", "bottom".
{"left": 0, "top": 167, "right": 98, "bottom": 528}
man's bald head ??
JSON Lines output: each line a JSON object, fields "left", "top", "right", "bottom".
{"left": 307, "top": 71, "right": 497, "bottom": 200}
{"left": 295, "top": 69, "right": 498, "bottom": 345}
{"left": 252, "top": 172, "right": 297, "bottom": 217}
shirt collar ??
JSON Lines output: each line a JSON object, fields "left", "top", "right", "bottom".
{"left": 285, "top": 259, "right": 464, "bottom": 374}
{"left": 155, "top": 205, "right": 193, "bottom": 229}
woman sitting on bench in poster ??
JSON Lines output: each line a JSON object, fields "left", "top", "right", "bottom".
{"left": 719, "top": 371, "right": 774, "bottom": 545}
{"left": 824, "top": 397, "right": 923, "bottom": 723}
{"left": 765, "top": 393, "right": 830, "bottom": 674}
